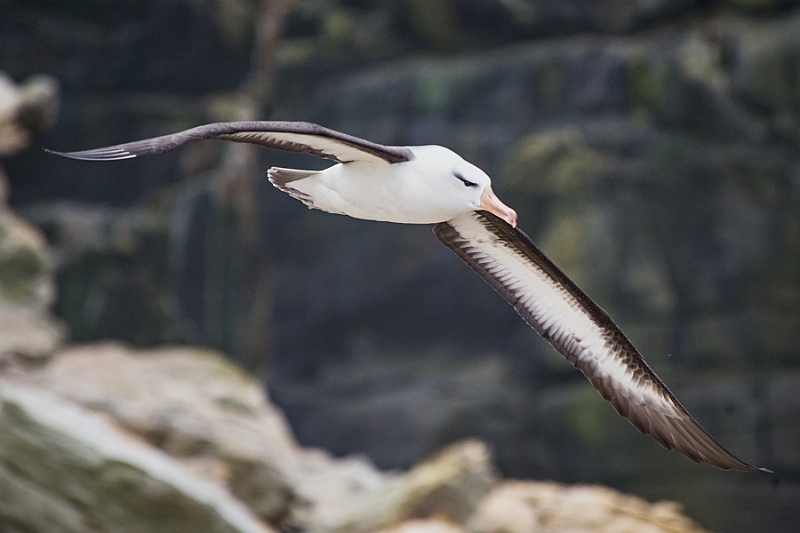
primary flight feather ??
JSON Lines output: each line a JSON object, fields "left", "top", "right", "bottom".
{"left": 48, "top": 121, "right": 768, "bottom": 472}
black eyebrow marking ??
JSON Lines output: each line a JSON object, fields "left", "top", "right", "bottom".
{"left": 454, "top": 172, "right": 478, "bottom": 187}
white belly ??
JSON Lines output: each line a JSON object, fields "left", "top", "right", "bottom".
{"left": 287, "top": 159, "right": 471, "bottom": 224}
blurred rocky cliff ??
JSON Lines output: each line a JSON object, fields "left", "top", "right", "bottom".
{"left": 0, "top": 73, "right": 714, "bottom": 533}
{"left": 0, "top": 341, "right": 712, "bottom": 533}
{"left": 0, "top": 72, "right": 62, "bottom": 363}
{"left": 1, "top": 1, "right": 799, "bottom": 532}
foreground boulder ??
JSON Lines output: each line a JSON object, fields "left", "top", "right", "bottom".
{"left": 1, "top": 342, "right": 713, "bottom": 532}
{"left": 0, "top": 72, "right": 63, "bottom": 365}
{"left": 9, "top": 343, "right": 499, "bottom": 532}
{"left": 467, "top": 481, "right": 709, "bottom": 533}
{"left": 0, "top": 382, "right": 274, "bottom": 533}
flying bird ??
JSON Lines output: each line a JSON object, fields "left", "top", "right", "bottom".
{"left": 48, "top": 121, "right": 769, "bottom": 472}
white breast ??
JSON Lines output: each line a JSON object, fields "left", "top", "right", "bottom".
{"left": 288, "top": 146, "right": 479, "bottom": 224}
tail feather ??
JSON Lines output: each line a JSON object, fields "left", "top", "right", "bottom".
{"left": 268, "top": 167, "right": 320, "bottom": 209}
{"left": 268, "top": 167, "right": 320, "bottom": 189}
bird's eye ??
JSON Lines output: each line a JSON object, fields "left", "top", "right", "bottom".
{"left": 454, "top": 172, "right": 478, "bottom": 187}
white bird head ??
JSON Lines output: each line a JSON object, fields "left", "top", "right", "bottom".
{"left": 411, "top": 146, "right": 518, "bottom": 227}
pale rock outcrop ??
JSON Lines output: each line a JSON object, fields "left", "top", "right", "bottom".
{"left": 0, "top": 72, "right": 59, "bottom": 157}
{"left": 12, "top": 343, "right": 498, "bottom": 532}
{"left": 466, "top": 480, "right": 710, "bottom": 533}
{"left": 0, "top": 382, "right": 274, "bottom": 533}
{"left": 0, "top": 72, "right": 63, "bottom": 365}
{"left": 3, "top": 341, "right": 711, "bottom": 533}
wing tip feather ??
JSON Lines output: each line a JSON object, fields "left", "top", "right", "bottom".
{"left": 442, "top": 188, "right": 768, "bottom": 473}
{"left": 44, "top": 147, "right": 136, "bottom": 161}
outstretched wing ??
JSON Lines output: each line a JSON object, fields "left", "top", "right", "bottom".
{"left": 435, "top": 210, "right": 765, "bottom": 471}
{"left": 46, "top": 121, "right": 413, "bottom": 165}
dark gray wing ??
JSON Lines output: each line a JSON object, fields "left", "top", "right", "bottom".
{"left": 46, "top": 121, "right": 413, "bottom": 164}
{"left": 435, "top": 211, "right": 767, "bottom": 472}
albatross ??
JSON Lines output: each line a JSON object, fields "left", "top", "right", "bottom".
{"left": 48, "top": 121, "right": 769, "bottom": 472}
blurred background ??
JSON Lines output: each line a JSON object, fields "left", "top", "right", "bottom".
{"left": 1, "top": 0, "right": 799, "bottom": 531}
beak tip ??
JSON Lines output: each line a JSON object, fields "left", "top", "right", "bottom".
{"left": 481, "top": 186, "right": 518, "bottom": 228}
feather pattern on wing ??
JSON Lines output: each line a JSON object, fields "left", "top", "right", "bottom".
{"left": 434, "top": 210, "right": 758, "bottom": 471}
{"left": 45, "top": 121, "right": 413, "bottom": 164}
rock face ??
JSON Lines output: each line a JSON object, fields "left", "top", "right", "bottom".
{"left": 0, "top": 202, "right": 62, "bottom": 361}
{"left": 0, "top": 72, "right": 59, "bottom": 157}
{"left": 265, "top": 20, "right": 800, "bottom": 533}
{"left": 3, "top": 2, "right": 800, "bottom": 533}
{"left": 0, "top": 382, "right": 275, "bottom": 533}
{"left": 19, "top": 343, "right": 300, "bottom": 523}
{"left": 0, "top": 72, "right": 63, "bottom": 365}
{"left": 9, "top": 343, "right": 500, "bottom": 532}
{"left": 467, "top": 480, "right": 711, "bottom": 533}
{"left": 1, "top": 342, "right": 709, "bottom": 533}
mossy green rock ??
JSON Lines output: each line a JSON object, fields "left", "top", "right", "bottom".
{"left": 0, "top": 382, "right": 273, "bottom": 533}
{"left": 0, "top": 202, "right": 62, "bottom": 361}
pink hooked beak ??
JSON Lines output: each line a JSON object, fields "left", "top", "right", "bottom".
{"left": 480, "top": 186, "right": 518, "bottom": 228}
